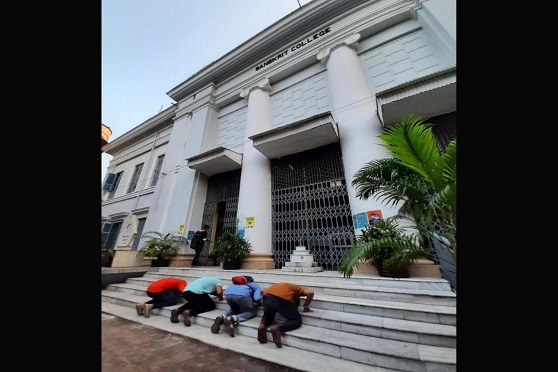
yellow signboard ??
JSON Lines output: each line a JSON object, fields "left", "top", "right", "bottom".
{"left": 246, "top": 217, "right": 255, "bottom": 228}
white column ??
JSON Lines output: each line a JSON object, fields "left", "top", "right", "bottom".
{"left": 237, "top": 78, "right": 274, "bottom": 269}
{"left": 143, "top": 110, "right": 192, "bottom": 235}
{"left": 317, "top": 34, "right": 399, "bottom": 233}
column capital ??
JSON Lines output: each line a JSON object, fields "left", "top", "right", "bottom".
{"left": 174, "top": 109, "right": 193, "bottom": 121}
{"left": 240, "top": 77, "right": 272, "bottom": 98}
{"left": 317, "top": 33, "right": 361, "bottom": 65}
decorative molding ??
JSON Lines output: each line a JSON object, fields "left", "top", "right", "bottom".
{"left": 108, "top": 212, "right": 129, "bottom": 220}
{"left": 240, "top": 77, "right": 272, "bottom": 98}
{"left": 317, "top": 33, "right": 361, "bottom": 64}
{"left": 103, "top": 106, "right": 176, "bottom": 154}
{"left": 174, "top": 109, "right": 193, "bottom": 121}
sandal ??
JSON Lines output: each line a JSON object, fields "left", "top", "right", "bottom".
{"left": 224, "top": 316, "right": 235, "bottom": 337}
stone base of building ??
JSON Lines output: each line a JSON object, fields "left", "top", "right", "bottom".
{"left": 111, "top": 249, "right": 148, "bottom": 268}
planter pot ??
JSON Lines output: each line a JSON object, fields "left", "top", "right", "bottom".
{"left": 378, "top": 265, "right": 409, "bottom": 278}
{"left": 151, "top": 258, "right": 170, "bottom": 267}
{"left": 222, "top": 260, "right": 241, "bottom": 270}
{"left": 101, "top": 256, "right": 113, "bottom": 267}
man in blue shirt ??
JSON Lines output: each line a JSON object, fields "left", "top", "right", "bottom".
{"left": 211, "top": 275, "right": 262, "bottom": 337}
{"left": 170, "top": 276, "right": 223, "bottom": 326}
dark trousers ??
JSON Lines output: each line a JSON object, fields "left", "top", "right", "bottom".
{"left": 145, "top": 290, "right": 179, "bottom": 309}
{"left": 175, "top": 290, "right": 216, "bottom": 316}
{"left": 260, "top": 294, "right": 302, "bottom": 332}
{"left": 191, "top": 247, "right": 202, "bottom": 266}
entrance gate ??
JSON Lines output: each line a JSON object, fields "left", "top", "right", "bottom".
{"left": 271, "top": 143, "right": 354, "bottom": 270}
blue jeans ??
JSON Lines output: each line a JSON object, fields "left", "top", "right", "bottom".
{"left": 224, "top": 294, "right": 257, "bottom": 323}
{"left": 146, "top": 290, "right": 179, "bottom": 309}
{"left": 260, "top": 294, "right": 301, "bottom": 332}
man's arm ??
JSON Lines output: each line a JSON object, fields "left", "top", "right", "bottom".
{"left": 301, "top": 287, "right": 314, "bottom": 312}
{"left": 214, "top": 285, "right": 224, "bottom": 301}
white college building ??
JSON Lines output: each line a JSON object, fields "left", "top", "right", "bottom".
{"left": 101, "top": 0, "right": 456, "bottom": 271}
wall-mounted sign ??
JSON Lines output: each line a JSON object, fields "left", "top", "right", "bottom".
{"left": 254, "top": 26, "right": 332, "bottom": 72}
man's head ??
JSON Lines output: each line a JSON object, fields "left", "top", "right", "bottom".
{"left": 232, "top": 275, "right": 247, "bottom": 285}
{"left": 203, "top": 224, "right": 210, "bottom": 229}
{"left": 243, "top": 275, "right": 254, "bottom": 283}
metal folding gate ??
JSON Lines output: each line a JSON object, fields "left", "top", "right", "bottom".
{"left": 199, "top": 170, "right": 241, "bottom": 266}
{"left": 270, "top": 143, "right": 354, "bottom": 270}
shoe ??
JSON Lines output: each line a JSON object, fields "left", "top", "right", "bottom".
{"left": 135, "top": 303, "right": 144, "bottom": 316}
{"left": 211, "top": 316, "right": 224, "bottom": 333}
{"left": 257, "top": 324, "right": 267, "bottom": 344}
{"left": 224, "top": 316, "right": 235, "bottom": 337}
{"left": 143, "top": 304, "right": 151, "bottom": 318}
{"left": 183, "top": 310, "right": 192, "bottom": 326}
{"left": 170, "top": 309, "right": 180, "bottom": 323}
{"left": 270, "top": 325, "right": 282, "bottom": 348}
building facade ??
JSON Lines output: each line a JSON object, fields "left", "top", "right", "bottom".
{"left": 101, "top": 0, "right": 456, "bottom": 271}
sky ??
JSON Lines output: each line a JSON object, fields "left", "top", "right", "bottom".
{"left": 101, "top": 0, "right": 315, "bottom": 181}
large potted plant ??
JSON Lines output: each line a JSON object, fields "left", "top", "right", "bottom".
{"left": 137, "top": 231, "right": 187, "bottom": 267}
{"left": 340, "top": 218, "right": 429, "bottom": 278}
{"left": 101, "top": 246, "right": 114, "bottom": 267}
{"left": 212, "top": 232, "right": 252, "bottom": 270}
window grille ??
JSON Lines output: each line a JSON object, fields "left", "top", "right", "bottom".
{"left": 151, "top": 155, "right": 165, "bottom": 187}
{"left": 127, "top": 163, "right": 144, "bottom": 193}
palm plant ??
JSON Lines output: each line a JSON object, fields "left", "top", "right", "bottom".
{"left": 137, "top": 231, "right": 188, "bottom": 260}
{"left": 339, "top": 115, "right": 456, "bottom": 278}
{"left": 341, "top": 218, "right": 428, "bottom": 278}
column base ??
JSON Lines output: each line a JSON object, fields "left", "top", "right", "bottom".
{"left": 241, "top": 253, "right": 275, "bottom": 270}
{"left": 170, "top": 254, "right": 193, "bottom": 267}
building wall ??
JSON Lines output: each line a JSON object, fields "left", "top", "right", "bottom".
{"left": 101, "top": 0, "right": 456, "bottom": 267}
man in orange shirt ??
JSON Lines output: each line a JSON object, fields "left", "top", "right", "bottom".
{"left": 135, "top": 277, "right": 187, "bottom": 318}
{"left": 257, "top": 282, "right": 314, "bottom": 348}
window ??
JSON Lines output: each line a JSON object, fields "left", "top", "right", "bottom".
{"left": 108, "top": 172, "right": 123, "bottom": 199}
{"left": 131, "top": 218, "right": 147, "bottom": 251}
{"left": 103, "top": 173, "right": 117, "bottom": 192}
{"left": 429, "top": 112, "right": 456, "bottom": 152}
{"left": 127, "top": 163, "right": 144, "bottom": 193}
{"left": 151, "top": 155, "right": 165, "bottom": 187}
{"left": 101, "top": 221, "right": 122, "bottom": 249}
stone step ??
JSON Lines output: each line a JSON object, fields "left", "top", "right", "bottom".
{"left": 102, "top": 267, "right": 456, "bottom": 371}
{"left": 155, "top": 267, "right": 454, "bottom": 292}
{"left": 131, "top": 270, "right": 456, "bottom": 306}
{"left": 102, "top": 297, "right": 455, "bottom": 371}
{"left": 102, "top": 301, "right": 400, "bottom": 372}
{"left": 103, "top": 285, "right": 455, "bottom": 348}
{"left": 106, "top": 281, "right": 455, "bottom": 326}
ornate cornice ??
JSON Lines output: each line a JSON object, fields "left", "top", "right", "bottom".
{"left": 102, "top": 106, "right": 176, "bottom": 155}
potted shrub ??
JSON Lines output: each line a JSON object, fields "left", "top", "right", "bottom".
{"left": 339, "top": 218, "right": 429, "bottom": 278}
{"left": 137, "top": 231, "right": 187, "bottom": 267}
{"left": 101, "top": 246, "right": 114, "bottom": 267}
{"left": 212, "top": 232, "right": 252, "bottom": 270}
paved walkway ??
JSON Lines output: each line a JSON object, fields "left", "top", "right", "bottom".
{"left": 102, "top": 313, "right": 303, "bottom": 372}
